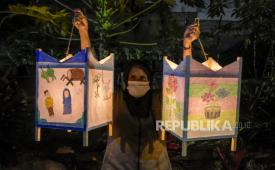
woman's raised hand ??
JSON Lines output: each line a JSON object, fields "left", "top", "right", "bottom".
{"left": 183, "top": 24, "right": 200, "bottom": 49}
{"left": 74, "top": 9, "right": 89, "bottom": 32}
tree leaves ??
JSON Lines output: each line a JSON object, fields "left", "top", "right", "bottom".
{"left": 1, "top": 5, "right": 70, "bottom": 36}
{"left": 232, "top": 0, "right": 275, "bottom": 40}
{"left": 207, "top": 0, "right": 230, "bottom": 18}
{"left": 180, "top": 0, "right": 205, "bottom": 8}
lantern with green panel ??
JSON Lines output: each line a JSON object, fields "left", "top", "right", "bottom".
{"left": 162, "top": 56, "right": 242, "bottom": 156}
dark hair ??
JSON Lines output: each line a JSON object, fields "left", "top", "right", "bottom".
{"left": 63, "top": 88, "right": 71, "bottom": 98}
{"left": 44, "top": 90, "right": 49, "bottom": 95}
{"left": 123, "top": 60, "right": 152, "bottom": 86}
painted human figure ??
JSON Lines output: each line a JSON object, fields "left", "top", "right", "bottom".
{"left": 167, "top": 75, "right": 178, "bottom": 120}
{"left": 63, "top": 88, "right": 72, "bottom": 115}
{"left": 93, "top": 74, "right": 101, "bottom": 98}
{"left": 102, "top": 79, "right": 111, "bottom": 100}
{"left": 44, "top": 90, "right": 54, "bottom": 116}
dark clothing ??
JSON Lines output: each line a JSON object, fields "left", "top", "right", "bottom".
{"left": 123, "top": 89, "right": 152, "bottom": 118}
{"left": 101, "top": 90, "right": 171, "bottom": 170}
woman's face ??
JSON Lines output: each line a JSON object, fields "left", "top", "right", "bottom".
{"left": 64, "top": 90, "right": 69, "bottom": 97}
{"left": 128, "top": 66, "right": 148, "bottom": 82}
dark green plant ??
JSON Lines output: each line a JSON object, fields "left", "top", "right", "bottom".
{"left": 180, "top": 0, "right": 205, "bottom": 8}
{"left": 0, "top": 5, "right": 70, "bottom": 36}
{"left": 1, "top": 0, "right": 178, "bottom": 58}
{"left": 215, "top": 145, "right": 246, "bottom": 170}
{"left": 232, "top": 0, "right": 275, "bottom": 78}
{"left": 239, "top": 79, "right": 275, "bottom": 147}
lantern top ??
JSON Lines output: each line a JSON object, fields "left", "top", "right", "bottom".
{"left": 202, "top": 57, "right": 222, "bottom": 71}
{"left": 36, "top": 49, "right": 87, "bottom": 63}
{"left": 163, "top": 56, "right": 242, "bottom": 77}
{"left": 88, "top": 53, "right": 114, "bottom": 70}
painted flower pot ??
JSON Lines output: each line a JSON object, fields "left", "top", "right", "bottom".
{"left": 204, "top": 106, "right": 221, "bottom": 119}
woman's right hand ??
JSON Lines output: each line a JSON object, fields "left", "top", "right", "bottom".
{"left": 73, "top": 9, "right": 91, "bottom": 49}
{"left": 183, "top": 24, "right": 200, "bottom": 49}
{"left": 74, "top": 9, "right": 89, "bottom": 32}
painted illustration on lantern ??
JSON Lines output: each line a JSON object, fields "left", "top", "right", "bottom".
{"left": 188, "top": 77, "right": 238, "bottom": 138}
{"left": 88, "top": 69, "right": 113, "bottom": 128}
{"left": 102, "top": 79, "right": 111, "bottom": 100}
{"left": 60, "top": 68, "right": 85, "bottom": 86}
{"left": 93, "top": 73, "right": 101, "bottom": 98}
{"left": 201, "top": 81, "right": 230, "bottom": 119}
{"left": 44, "top": 90, "right": 54, "bottom": 117}
{"left": 41, "top": 67, "right": 56, "bottom": 83}
{"left": 38, "top": 68, "right": 84, "bottom": 124}
{"left": 92, "top": 73, "right": 111, "bottom": 100}
{"left": 63, "top": 88, "right": 72, "bottom": 115}
{"left": 166, "top": 75, "right": 178, "bottom": 120}
{"left": 162, "top": 74, "right": 184, "bottom": 138}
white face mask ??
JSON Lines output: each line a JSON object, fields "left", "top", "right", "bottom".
{"left": 127, "top": 81, "right": 150, "bottom": 98}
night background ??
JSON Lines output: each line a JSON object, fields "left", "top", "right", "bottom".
{"left": 0, "top": 0, "right": 275, "bottom": 169}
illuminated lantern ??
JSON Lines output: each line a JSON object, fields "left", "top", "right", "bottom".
{"left": 35, "top": 49, "right": 114, "bottom": 146}
{"left": 162, "top": 56, "right": 242, "bottom": 156}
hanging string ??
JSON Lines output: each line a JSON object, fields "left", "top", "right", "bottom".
{"left": 65, "top": 15, "right": 76, "bottom": 56}
{"left": 54, "top": 0, "right": 74, "bottom": 12}
{"left": 195, "top": 17, "right": 208, "bottom": 61}
{"left": 198, "top": 38, "right": 208, "bottom": 61}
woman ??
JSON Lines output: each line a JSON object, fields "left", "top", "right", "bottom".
{"left": 63, "top": 88, "right": 72, "bottom": 115}
{"left": 102, "top": 60, "right": 172, "bottom": 170}
{"left": 74, "top": 9, "right": 199, "bottom": 170}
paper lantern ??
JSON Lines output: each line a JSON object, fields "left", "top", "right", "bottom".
{"left": 162, "top": 56, "right": 242, "bottom": 155}
{"left": 35, "top": 49, "right": 114, "bottom": 146}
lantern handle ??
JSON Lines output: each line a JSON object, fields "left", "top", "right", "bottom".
{"left": 60, "top": 7, "right": 78, "bottom": 62}
{"left": 65, "top": 14, "right": 76, "bottom": 57}
{"left": 194, "top": 17, "right": 208, "bottom": 61}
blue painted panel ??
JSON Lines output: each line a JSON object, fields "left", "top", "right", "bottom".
{"left": 36, "top": 49, "right": 87, "bottom": 63}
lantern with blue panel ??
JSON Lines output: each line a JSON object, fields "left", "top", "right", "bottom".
{"left": 162, "top": 56, "right": 242, "bottom": 156}
{"left": 35, "top": 49, "right": 114, "bottom": 146}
